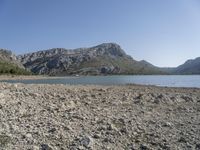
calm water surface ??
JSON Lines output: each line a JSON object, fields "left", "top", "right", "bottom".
{"left": 1, "top": 75, "right": 200, "bottom": 88}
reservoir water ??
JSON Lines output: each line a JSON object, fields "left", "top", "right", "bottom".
{"left": 1, "top": 75, "right": 200, "bottom": 88}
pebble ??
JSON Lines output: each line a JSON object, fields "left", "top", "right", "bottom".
{"left": 0, "top": 82, "right": 199, "bottom": 150}
{"left": 178, "top": 137, "right": 187, "bottom": 143}
{"left": 48, "top": 128, "right": 56, "bottom": 133}
{"left": 26, "top": 133, "right": 32, "bottom": 139}
{"left": 140, "top": 144, "right": 148, "bottom": 150}
{"left": 41, "top": 144, "right": 53, "bottom": 150}
{"left": 196, "top": 143, "right": 200, "bottom": 149}
{"left": 107, "top": 123, "right": 118, "bottom": 131}
{"left": 163, "top": 122, "right": 172, "bottom": 127}
{"left": 0, "top": 93, "right": 4, "bottom": 99}
{"left": 33, "top": 145, "right": 40, "bottom": 150}
{"left": 80, "top": 136, "right": 93, "bottom": 148}
{"left": 93, "top": 133, "right": 101, "bottom": 139}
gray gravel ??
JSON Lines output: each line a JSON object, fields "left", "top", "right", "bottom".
{"left": 0, "top": 83, "right": 199, "bottom": 150}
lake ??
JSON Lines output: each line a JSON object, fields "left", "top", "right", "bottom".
{"left": 1, "top": 75, "right": 200, "bottom": 88}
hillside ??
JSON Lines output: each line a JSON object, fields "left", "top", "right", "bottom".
{"left": 0, "top": 49, "right": 31, "bottom": 75}
{"left": 17, "top": 43, "right": 164, "bottom": 75}
{"left": 173, "top": 57, "right": 200, "bottom": 74}
{"left": 0, "top": 49, "right": 24, "bottom": 68}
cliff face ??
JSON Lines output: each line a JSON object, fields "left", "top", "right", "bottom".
{"left": 17, "top": 43, "right": 163, "bottom": 75}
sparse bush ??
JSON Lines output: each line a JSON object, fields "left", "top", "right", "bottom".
{"left": 0, "top": 61, "right": 32, "bottom": 75}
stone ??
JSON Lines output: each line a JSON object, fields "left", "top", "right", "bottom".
{"left": 103, "top": 138, "right": 109, "bottom": 143}
{"left": 157, "top": 94, "right": 163, "bottom": 99}
{"left": 41, "top": 144, "right": 53, "bottom": 150}
{"left": 162, "top": 122, "right": 172, "bottom": 127}
{"left": 178, "top": 137, "right": 187, "bottom": 143}
{"left": 48, "top": 128, "right": 56, "bottom": 133}
{"left": 26, "top": 133, "right": 32, "bottom": 139}
{"left": 120, "top": 127, "right": 128, "bottom": 134}
{"left": 80, "top": 136, "right": 93, "bottom": 148}
{"left": 154, "top": 99, "right": 160, "bottom": 104}
{"left": 33, "top": 145, "right": 40, "bottom": 150}
{"left": 196, "top": 143, "right": 200, "bottom": 149}
{"left": 181, "top": 95, "right": 193, "bottom": 102}
{"left": 78, "top": 145, "right": 85, "bottom": 150}
{"left": 0, "top": 93, "right": 4, "bottom": 98}
{"left": 107, "top": 123, "right": 118, "bottom": 131}
{"left": 127, "top": 143, "right": 136, "bottom": 150}
{"left": 93, "top": 133, "right": 101, "bottom": 139}
{"left": 68, "top": 101, "right": 76, "bottom": 108}
{"left": 140, "top": 144, "right": 148, "bottom": 150}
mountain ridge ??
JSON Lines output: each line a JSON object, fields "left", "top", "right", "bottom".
{"left": 173, "top": 57, "right": 200, "bottom": 74}
{"left": 1, "top": 43, "right": 200, "bottom": 75}
{"left": 17, "top": 43, "right": 164, "bottom": 75}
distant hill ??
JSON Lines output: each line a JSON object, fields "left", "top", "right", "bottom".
{"left": 173, "top": 57, "right": 200, "bottom": 74}
{"left": 0, "top": 49, "right": 31, "bottom": 75}
{"left": 17, "top": 43, "right": 164, "bottom": 75}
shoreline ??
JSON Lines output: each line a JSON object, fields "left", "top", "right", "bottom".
{"left": 1, "top": 74, "right": 200, "bottom": 80}
{"left": 0, "top": 75, "right": 77, "bottom": 80}
{"left": 0, "top": 82, "right": 199, "bottom": 149}
{"left": 0, "top": 75, "right": 200, "bottom": 89}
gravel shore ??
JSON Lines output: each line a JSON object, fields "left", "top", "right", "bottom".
{"left": 0, "top": 82, "right": 199, "bottom": 150}
{"left": 0, "top": 75, "right": 75, "bottom": 80}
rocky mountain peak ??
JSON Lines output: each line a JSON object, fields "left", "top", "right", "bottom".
{"left": 95, "top": 43, "right": 121, "bottom": 49}
{"left": 46, "top": 48, "right": 67, "bottom": 54}
{"left": 91, "top": 43, "right": 126, "bottom": 57}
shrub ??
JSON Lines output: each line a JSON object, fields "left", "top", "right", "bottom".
{"left": 0, "top": 61, "right": 32, "bottom": 75}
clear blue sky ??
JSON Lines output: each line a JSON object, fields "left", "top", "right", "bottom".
{"left": 0, "top": 0, "right": 200, "bottom": 67}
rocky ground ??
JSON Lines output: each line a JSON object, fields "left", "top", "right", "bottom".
{"left": 0, "top": 82, "right": 199, "bottom": 150}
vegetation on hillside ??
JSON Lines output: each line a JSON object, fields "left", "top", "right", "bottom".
{"left": 79, "top": 56, "right": 165, "bottom": 75}
{"left": 0, "top": 61, "right": 32, "bottom": 75}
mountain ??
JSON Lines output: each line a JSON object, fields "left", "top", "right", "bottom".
{"left": 0, "top": 49, "right": 24, "bottom": 68}
{"left": 173, "top": 57, "right": 200, "bottom": 74}
{"left": 0, "top": 49, "right": 31, "bottom": 75}
{"left": 17, "top": 43, "right": 164, "bottom": 75}
{"left": 2, "top": 44, "right": 200, "bottom": 75}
